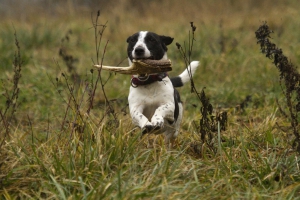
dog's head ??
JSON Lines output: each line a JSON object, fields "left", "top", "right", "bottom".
{"left": 127, "top": 31, "right": 174, "bottom": 64}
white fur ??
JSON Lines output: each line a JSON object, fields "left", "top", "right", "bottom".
{"left": 179, "top": 61, "right": 200, "bottom": 84}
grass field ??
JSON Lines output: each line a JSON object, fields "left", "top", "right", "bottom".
{"left": 1, "top": 0, "right": 300, "bottom": 199}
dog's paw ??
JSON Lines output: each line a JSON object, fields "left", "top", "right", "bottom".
{"left": 152, "top": 115, "right": 164, "bottom": 128}
{"left": 142, "top": 124, "right": 155, "bottom": 135}
{"left": 142, "top": 121, "right": 162, "bottom": 135}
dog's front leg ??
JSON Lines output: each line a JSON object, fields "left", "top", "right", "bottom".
{"left": 130, "top": 106, "right": 153, "bottom": 132}
{"left": 151, "top": 103, "right": 175, "bottom": 128}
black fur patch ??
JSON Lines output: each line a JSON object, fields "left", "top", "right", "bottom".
{"left": 167, "top": 89, "right": 181, "bottom": 125}
{"left": 173, "top": 89, "right": 181, "bottom": 121}
{"left": 171, "top": 77, "right": 184, "bottom": 87}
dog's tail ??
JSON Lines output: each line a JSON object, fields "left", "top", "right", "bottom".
{"left": 170, "top": 61, "right": 200, "bottom": 87}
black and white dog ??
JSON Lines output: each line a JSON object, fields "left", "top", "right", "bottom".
{"left": 127, "top": 31, "right": 199, "bottom": 144}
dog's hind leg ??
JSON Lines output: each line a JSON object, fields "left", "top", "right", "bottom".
{"left": 164, "top": 103, "right": 183, "bottom": 148}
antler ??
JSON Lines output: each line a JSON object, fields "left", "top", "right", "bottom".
{"left": 94, "top": 59, "right": 172, "bottom": 75}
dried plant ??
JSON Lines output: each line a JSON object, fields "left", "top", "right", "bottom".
{"left": 89, "top": 10, "right": 118, "bottom": 125}
{"left": 0, "top": 30, "right": 22, "bottom": 148}
{"left": 255, "top": 22, "right": 300, "bottom": 152}
{"left": 176, "top": 22, "right": 198, "bottom": 94}
{"left": 199, "top": 88, "right": 227, "bottom": 147}
{"left": 50, "top": 10, "right": 120, "bottom": 141}
{"left": 59, "top": 30, "right": 80, "bottom": 83}
{"left": 176, "top": 22, "right": 227, "bottom": 151}
{"left": 54, "top": 31, "right": 87, "bottom": 139}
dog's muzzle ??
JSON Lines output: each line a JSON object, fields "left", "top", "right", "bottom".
{"left": 134, "top": 46, "right": 145, "bottom": 57}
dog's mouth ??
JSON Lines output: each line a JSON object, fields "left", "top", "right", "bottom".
{"left": 134, "top": 56, "right": 154, "bottom": 77}
{"left": 134, "top": 56, "right": 154, "bottom": 61}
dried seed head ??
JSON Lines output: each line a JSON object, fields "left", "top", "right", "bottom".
{"left": 176, "top": 42, "right": 181, "bottom": 49}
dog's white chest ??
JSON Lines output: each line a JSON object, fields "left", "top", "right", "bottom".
{"left": 129, "top": 78, "right": 173, "bottom": 104}
{"left": 128, "top": 78, "right": 174, "bottom": 119}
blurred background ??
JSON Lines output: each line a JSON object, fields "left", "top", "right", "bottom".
{"left": 2, "top": 0, "right": 298, "bottom": 26}
{"left": 1, "top": 0, "right": 298, "bottom": 33}
{"left": 1, "top": 0, "right": 300, "bottom": 118}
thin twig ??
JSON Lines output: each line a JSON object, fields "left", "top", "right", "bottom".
{"left": 87, "top": 11, "right": 108, "bottom": 113}
{"left": 0, "top": 110, "right": 9, "bottom": 148}
{"left": 59, "top": 95, "right": 72, "bottom": 138}
{"left": 69, "top": 82, "right": 89, "bottom": 140}
{"left": 27, "top": 114, "right": 34, "bottom": 144}
{"left": 88, "top": 10, "right": 118, "bottom": 124}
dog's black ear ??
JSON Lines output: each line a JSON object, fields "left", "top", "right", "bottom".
{"left": 160, "top": 36, "right": 174, "bottom": 46}
{"left": 126, "top": 36, "right": 131, "bottom": 43}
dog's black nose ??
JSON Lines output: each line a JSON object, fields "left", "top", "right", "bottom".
{"left": 134, "top": 47, "right": 145, "bottom": 56}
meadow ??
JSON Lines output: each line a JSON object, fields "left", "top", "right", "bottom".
{"left": 1, "top": 0, "right": 300, "bottom": 199}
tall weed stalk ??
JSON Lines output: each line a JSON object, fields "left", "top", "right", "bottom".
{"left": 0, "top": 30, "right": 22, "bottom": 148}
{"left": 255, "top": 22, "right": 300, "bottom": 152}
{"left": 89, "top": 10, "right": 118, "bottom": 125}
{"left": 176, "top": 23, "right": 227, "bottom": 153}
{"left": 52, "top": 11, "right": 119, "bottom": 141}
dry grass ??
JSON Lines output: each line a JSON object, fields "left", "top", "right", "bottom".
{"left": 1, "top": 0, "right": 300, "bottom": 199}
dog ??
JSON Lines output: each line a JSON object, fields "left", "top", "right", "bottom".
{"left": 126, "top": 31, "right": 199, "bottom": 145}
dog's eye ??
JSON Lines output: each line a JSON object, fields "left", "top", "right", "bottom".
{"left": 130, "top": 38, "right": 137, "bottom": 43}
{"left": 146, "top": 37, "right": 156, "bottom": 43}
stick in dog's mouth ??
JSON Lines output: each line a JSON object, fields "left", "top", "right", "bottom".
{"left": 94, "top": 59, "right": 172, "bottom": 75}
